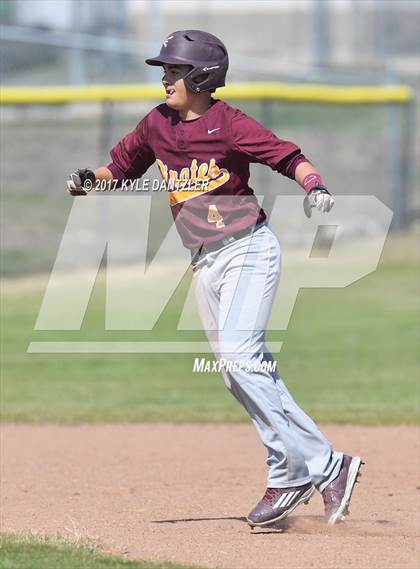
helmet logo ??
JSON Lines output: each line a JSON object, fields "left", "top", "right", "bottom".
{"left": 163, "top": 36, "right": 174, "bottom": 48}
{"left": 202, "top": 66, "right": 219, "bottom": 71}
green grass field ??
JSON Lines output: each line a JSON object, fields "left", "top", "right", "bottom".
{"left": 1, "top": 232, "right": 418, "bottom": 425}
{"left": 0, "top": 534, "right": 202, "bottom": 569}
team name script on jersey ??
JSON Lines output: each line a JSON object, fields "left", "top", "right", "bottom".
{"left": 156, "top": 158, "right": 230, "bottom": 205}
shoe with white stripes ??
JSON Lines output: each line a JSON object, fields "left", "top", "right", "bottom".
{"left": 247, "top": 483, "right": 315, "bottom": 528}
{"left": 322, "top": 455, "right": 363, "bottom": 525}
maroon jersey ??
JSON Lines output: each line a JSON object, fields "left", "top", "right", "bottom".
{"left": 108, "top": 99, "right": 304, "bottom": 249}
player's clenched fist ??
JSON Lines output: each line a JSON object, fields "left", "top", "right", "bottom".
{"left": 67, "top": 168, "right": 96, "bottom": 196}
{"left": 303, "top": 187, "right": 335, "bottom": 218}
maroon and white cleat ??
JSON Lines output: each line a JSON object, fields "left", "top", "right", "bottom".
{"left": 322, "top": 455, "right": 364, "bottom": 525}
{"left": 247, "top": 482, "right": 315, "bottom": 528}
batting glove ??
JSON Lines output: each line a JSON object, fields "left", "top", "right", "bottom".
{"left": 67, "top": 168, "right": 96, "bottom": 196}
{"left": 303, "top": 186, "right": 334, "bottom": 218}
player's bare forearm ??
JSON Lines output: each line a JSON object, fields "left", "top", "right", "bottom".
{"left": 294, "top": 161, "right": 321, "bottom": 191}
{"left": 93, "top": 166, "right": 113, "bottom": 181}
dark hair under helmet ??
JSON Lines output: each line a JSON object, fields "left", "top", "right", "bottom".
{"left": 145, "top": 30, "right": 228, "bottom": 93}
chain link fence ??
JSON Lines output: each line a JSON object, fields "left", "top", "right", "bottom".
{"left": 1, "top": 91, "right": 417, "bottom": 276}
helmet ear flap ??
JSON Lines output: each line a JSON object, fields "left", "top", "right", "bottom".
{"left": 189, "top": 72, "right": 211, "bottom": 93}
{"left": 184, "top": 67, "right": 224, "bottom": 93}
{"left": 193, "top": 73, "right": 210, "bottom": 85}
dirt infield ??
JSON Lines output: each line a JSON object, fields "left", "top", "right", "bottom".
{"left": 1, "top": 424, "right": 419, "bottom": 569}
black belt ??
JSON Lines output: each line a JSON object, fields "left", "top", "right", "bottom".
{"left": 190, "top": 221, "right": 267, "bottom": 264}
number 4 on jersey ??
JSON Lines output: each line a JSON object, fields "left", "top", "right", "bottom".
{"left": 207, "top": 204, "right": 225, "bottom": 229}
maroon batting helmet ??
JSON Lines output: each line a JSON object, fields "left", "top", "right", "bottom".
{"left": 145, "top": 30, "right": 229, "bottom": 93}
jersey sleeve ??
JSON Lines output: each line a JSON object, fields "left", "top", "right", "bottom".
{"left": 276, "top": 152, "right": 310, "bottom": 179}
{"left": 107, "top": 114, "right": 155, "bottom": 180}
{"left": 231, "top": 109, "right": 301, "bottom": 170}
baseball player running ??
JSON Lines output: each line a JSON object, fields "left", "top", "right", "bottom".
{"left": 67, "top": 30, "right": 363, "bottom": 528}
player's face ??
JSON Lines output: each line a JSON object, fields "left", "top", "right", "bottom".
{"left": 162, "top": 64, "right": 192, "bottom": 110}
